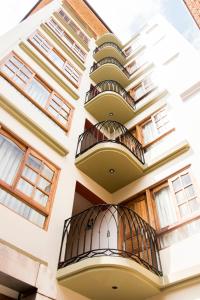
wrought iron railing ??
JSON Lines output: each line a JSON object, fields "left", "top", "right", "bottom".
{"left": 90, "top": 57, "right": 130, "bottom": 78}
{"left": 85, "top": 80, "right": 135, "bottom": 109}
{"left": 58, "top": 204, "right": 162, "bottom": 276}
{"left": 93, "top": 42, "right": 126, "bottom": 58}
{"left": 76, "top": 120, "right": 145, "bottom": 164}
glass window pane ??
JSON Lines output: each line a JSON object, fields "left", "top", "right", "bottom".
{"left": 21, "top": 65, "right": 33, "bottom": 79}
{"left": 25, "top": 78, "right": 50, "bottom": 107}
{"left": 41, "top": 164, "right": 54, "bottom": 181}
{"left": 52, "top": 94, "right": 62, "bottom": 105}
{"left": 154, "top": 186, "right": 177, "bottom": 228}
{"left": 62, "top": 103, "right": 71, "bottom": 113}
{"left": 142, "top": 121, "right": 155, "bottom": 144}
{"left": 27, "top": 155, "right": 42, "bottom": 171}
{"left": 37, "top": 177, "right": 51, "bottom": 193}
{"left": 34, "top": 189, "right": 48, "bottom": 206}
{"left": 134, "top": 85, "right": 144, "bottom": 99}
{"left": 1, "top": 65, "right": 15, "bottom": 78}
{"left": 0, "top": 188, "right": 45, "bottom": 227}
{"left": 58, "top": 114, "right": 67, "bottom": 125}
{"left": 0, "top": 134, "right": 24, "bottom": 185}
{"left": 50, "top": 100, "right": 60, "bottom": 111}
{"left": 28, "top": 209, "right": 45, "bottom": 227}
{"left": 13, "top": 75, "right": 25, "bottom": 86}
{"left": 160, "top": 218, "right": 200, "bottom": 248}
{"left": 179, "top": 203, "right": 190, "bottom": 218}
{"left": 172, "top": 177, "right": 182, "bottom": 192}
{"left": 48, "top": 106, "right": 59, "bottom": 118}
{"left": 189, "top": 198, "right": 200, "bottom": 213}
{"left": 175, "top": 190, "right": 186, "bottom": 205}
{"left": 22, "top": 166, "right": 37, "bottom": 183}
{"left": 17, "top": 178, "right": 34, "bottom": 197}
{"left": 185, "top": 185, "right": 196, "bottom": 199}
{"left": 49, "top": 50, "right": 64, "bottom": 68}
{"left": 7, "top": 61, "right": 18, "bottom": 73}
{"left": 11, "top": 57, "right": 23, "bottom": 69}
{"left": 60, "top": 109, "right": 68, "bottom": 119}
{"left": 181, "top": 173, "right": 192, "bottom": 186}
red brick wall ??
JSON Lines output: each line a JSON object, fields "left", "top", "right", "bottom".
{"left": 26, "top": 0, "right": 110, "bottom": 37}
{"left": 184, "top": 0, "right": 200, "bottom": 28}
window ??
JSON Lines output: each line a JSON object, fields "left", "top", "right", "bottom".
{"left": 141, "top": 106, "right": 170, "bottom": 145}
{"left": 46, "top": 18, "right": 87, "bottom": 62}
{"left": 124, "top": 168, "right": 200, "bottom": 248}
{"left": 152, "top": 168, "right": 200, "bottom": 247}
{"left": 131, "top": 106, "right": 173, "bottom": 161}
{"left": 29, "top": 31, "right": 81, "bottom": 86}
{"left": 130, "top": 76, "right": 155, "bottom": 101}
{"left": 126, "top": 52, "right": 146, "bottom": 75}
{"left": 124, "top": 46, "right": 132, "bottom": 57}
{"left": 0, "top": 128, "right": 58, "bottom": 228}
{"left": 0, "top": 52, "right": 73, "bottom": 131}
{"left": 58, "top": 9, "right": 89, "bottom": 45}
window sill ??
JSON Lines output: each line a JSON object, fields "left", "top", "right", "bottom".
{"left": 157, "top": 212, "right": 200, "bottom": 236}
{"left": 19, "top": 41, "right": 79, "bottom": 100}
{"left": 28, "top": 39, "right": 81, "bottom": 90}
{"left": 143, "top": 128, "right": 175, "bottom": 149}
{"left": 0, "top": 78, "right": 69, "bottom": 156}
{"left": 42, "top": 24, "right": 86, "bottom": 71}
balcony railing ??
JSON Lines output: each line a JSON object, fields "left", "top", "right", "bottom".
{"left": 76, "top": 120, "right": 145, "bottom": 164}
{"left": 58, "top": 204, "right": 162, "bottom": 276}
{"left": 85, "top": 80, "right": 135, "bottom": 109}
{"left": 90, "top": 57, "right": 130, "bottom": 78}
{"left": 93, "top": 42, "right": 126, "bottom": 58}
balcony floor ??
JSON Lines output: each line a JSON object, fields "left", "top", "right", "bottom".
{"left": 94, "top": 47, "right": 125, "bottom": 64}
{"left": 85, "top": 91, "right": 135, "bottom": 123}
{"left": 90, "top": 64, "right": 129, "bottom": 86}
{"left": 57, "top": 256, "right": 162, "bottom": 300}
{"left": 75, "top": 142, "right": 145, "bottom": 192}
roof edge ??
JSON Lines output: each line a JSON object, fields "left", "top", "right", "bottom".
{"left": 20, "top": 0, "right": 113, "bottom": 34}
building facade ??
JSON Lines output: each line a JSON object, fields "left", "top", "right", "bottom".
{"left": 183, "top": 0, "right": 200, "bottom": 28}
{"left": 1, "top": 1, "right": 200, "bottom": 299}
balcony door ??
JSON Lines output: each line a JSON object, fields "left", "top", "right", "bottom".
{"left": 119, "top": 194, "right": 158, "bottom": 269}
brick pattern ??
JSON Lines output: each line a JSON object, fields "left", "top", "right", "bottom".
{"left": 184, "top": 0, "right": 200, "bottom": 28}
{"left": 27, "top": 0, "right": 110, "bottom": 37}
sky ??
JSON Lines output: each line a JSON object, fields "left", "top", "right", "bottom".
{"left": 0, "top": 0, "right": 199, "bottom": 51}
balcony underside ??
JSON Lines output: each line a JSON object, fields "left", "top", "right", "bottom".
{"left": 94, "top": 47, "right": 125, "bottom": 64}
{"left": 85, "top": 91, "right": 135, "bottom": 123}
{"left": 90, "top": 64, "right": 129, "bottom": 86}
{"left": 96, "top": 33, "right": 122, "bottom": 47}
{"left": 57, "top": 256, "right": 162, "bottom": 300}
{"left": 75, "top": 142, "right": 144, "bottom": 192}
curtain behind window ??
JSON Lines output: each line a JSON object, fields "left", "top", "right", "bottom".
{"left": 0, "top": 134, "right": 45, "bottom": 227}
{"left": 0, "top": 135, "right": 24, "bottom": 184}
{"left": 154, "top": 186, "right": 177, "bottom": 228}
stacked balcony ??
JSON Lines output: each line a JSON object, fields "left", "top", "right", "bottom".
{"left": 86, "top": 38, "right": 136, "bottom": 123}
{"left": 90, "top": 57, "right": 130, "bottom": 86}
{"left": 85, "top": 80, "right": 135, "bottom": 123}
{"left": 77, "top": 35, "right": 146, "bottom": 192}
{"left": 93, "top": 42, "right": 126, "bottom": 64}
{"left": 57, "top": 204, "right": 162, "bottom": 300}
{"left": 75, "top": 120, "right": 145, "bottom": 192}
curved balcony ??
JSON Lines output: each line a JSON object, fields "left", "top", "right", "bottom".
{"left": 96, "top": 33, "right": 122, "bottom": 48}
{"left": 90, "top": 57, "right": 130, "bottom": 86}
{"left": 75, "top": 120, "right": 145, "bottom": 192}
{"left": 85, "top": 80, "right": 135, "bottom": 123}
{"left": 57, "top": 205, "right": 162, "bottom": 300}
{"left": 93, "top": 42, "right": 126, "bottom": 64}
